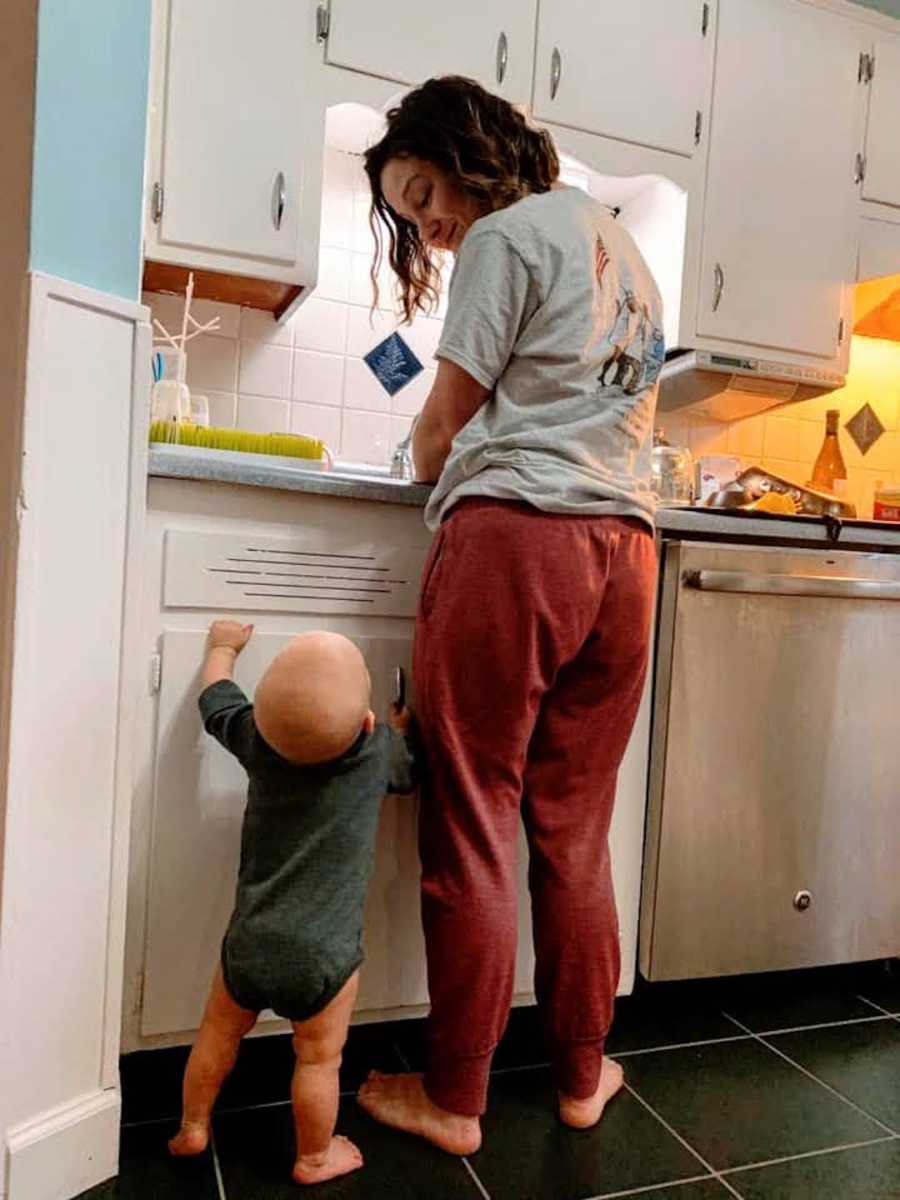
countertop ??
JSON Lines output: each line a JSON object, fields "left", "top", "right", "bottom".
{"left": 148, "top": 445, "right": 900, "bottom": 550}
{"left": 148, "top": 444, "right": 433, "bottom": 508}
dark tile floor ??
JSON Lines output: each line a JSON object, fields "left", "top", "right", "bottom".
{"left": 80, "top": 959, "right": 900, "bottom": 1199}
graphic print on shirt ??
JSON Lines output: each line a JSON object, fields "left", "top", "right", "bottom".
{"left": 592, "top": 234, "right": 665, "bottom": 447}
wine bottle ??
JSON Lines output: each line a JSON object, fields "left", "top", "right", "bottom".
{"left": 809, "top": 409, "right": 847, "bottom": 496}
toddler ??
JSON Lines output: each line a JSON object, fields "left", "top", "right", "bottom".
{"left": 168, "top": 620, "right": 415, "bottom": 1184}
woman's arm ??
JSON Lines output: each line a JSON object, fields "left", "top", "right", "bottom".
{"left": 412, "top": 358, "right": 491, "bottom": 483}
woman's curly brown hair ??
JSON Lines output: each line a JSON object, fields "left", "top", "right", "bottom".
{"left": 364, "top": 76, "right": 559, "bottom": 322}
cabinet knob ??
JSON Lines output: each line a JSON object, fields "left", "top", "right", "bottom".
{"left": 272, "top": 171, "right": 286, "bottom": 232}
{"left": 712, "top": 262, "right": 725, "bottom": 312}
{"left": 793, "top": 890, "right": 812, "bottom": 912}
{"left": 496, "top": 31, "right": 508, "bottom": 85}
{"left": 550, "top": 47, "right": 562, "bottom": 100}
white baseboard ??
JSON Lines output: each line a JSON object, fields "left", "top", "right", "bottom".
{"left": 6, "top": 1090, "right": 120, "bottom": 1200}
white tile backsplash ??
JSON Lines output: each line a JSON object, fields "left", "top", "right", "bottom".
{"left": 191, "top": 298, "right": 240, "bottom": 339}
{"left": 341, "top": 409, "right": 391, "bottom": 466}
{"left": 238, "top": 342, "right": 293, "bottom": 400}
{"left": 205, "top": 390, "right": 237, "bottom": 428}
{"left": 292, "top": 350, "right": 345, "bottom": 407}
{"left": 343, "top": 357, "right": 392, "bottom": 414}
{"left": 350, "top": 251, "right": 395, "bottom": 311}
{"left": 290, "top": 402, "right": 343, "bottom": 449}
{"left": 402, "top": 316, "right": 443, "bottom": 367}
{"left": 239, "top": 306, "right": 291, "bottom": 346}
{"left": 237, "top": 394, "right": 291, "bottom": 434}
{"left": 292, "top": 297, "right": 349, "bottom": 356}
{"left": 346, "top": 306, "right": 396, "bottom": 358}
{"left": 186, "top": 335, "right": 238, "bottom": 393}
{"left": 392, "top": 368, "right": 434, "bottom": 418}
{"left": 391, "top": 414, "right": 414, "bottom": 445}
{"left": 314, "top": 247, "right": 352, "bottom": 303}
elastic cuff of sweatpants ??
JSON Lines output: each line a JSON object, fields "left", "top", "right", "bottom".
{"left": 424, "top": 1049, "right": 493, "bottom": 1117}
{"left": 555, "top": 1040, "right": 606, "bottom": 1101}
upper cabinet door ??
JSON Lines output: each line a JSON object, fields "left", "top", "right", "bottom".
{"left": 696, "top": 0, "right": 863, "bottom": 359}
{"left": 325, "top": 0, "right": 537, "bottom": 104}
{"left": 862, "top": 33, "right": 900, "bottom": 210}
{"left": 532, "top": 0, "right": 709, "bottom": 157}
{"left": 152, "top": 0, "right": 312, "bottom": 266}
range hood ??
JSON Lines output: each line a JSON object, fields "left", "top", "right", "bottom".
{"left": 657, "top": 350, "right": 845, "bottom": 422}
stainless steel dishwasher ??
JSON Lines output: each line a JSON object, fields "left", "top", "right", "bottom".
{"left": 640, "top": 539, "right": 900, "bottom": 981}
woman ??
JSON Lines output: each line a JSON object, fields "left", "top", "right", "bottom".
{"left": 357, "top": 77, "right": 661, "bottom": 1156}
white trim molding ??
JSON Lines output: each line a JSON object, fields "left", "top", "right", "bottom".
{"left": 0, "top": 273, "right": 149, "bottom": 1200}
{"left": 6, "top": 1092, "right": 120, "bottom": 1200}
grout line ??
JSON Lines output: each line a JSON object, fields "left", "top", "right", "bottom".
{"left": 623, "top": 1083, "right": 743, "bottom": 1198}
{"left": 613, "top": 1034, "right": 751, "bottom": 1058}
{"left": 585, "top": 1172, "right": 719, "bottom": 1200}
{"left": 717, "top": 1012, "right": 892, "bottom": 1039}
{"left": 720, "top": 1133, "right": 898, "bottom": 1177}
{"left": 856, "top": 993, "right": 898, "bottom": 1018}
{"left": 210, "top": 1127, "right": 228, "bottom": 1200}
{"left": 462, "top": 1155, "right": 492, "bottom": 1200}
{"left": 722, "top": 1011, "right": 899, "bottom": 1138}
{"left": 487, "top": 1060, "right": 552, "bottom": 1076}
{"left": 393, "top": 1043, "right": 412, "bottom": 1072}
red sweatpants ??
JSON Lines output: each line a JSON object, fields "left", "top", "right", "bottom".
{"left": 412, "top": 498, "right": 656, "bottom": 1117}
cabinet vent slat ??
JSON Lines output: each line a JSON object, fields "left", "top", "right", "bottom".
{"left": 163, "top": 530, "right": 421, "bottom": 617}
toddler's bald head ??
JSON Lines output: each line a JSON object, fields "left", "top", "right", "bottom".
{"left": 254, "top": 632, "right": 373, "bottom": 765}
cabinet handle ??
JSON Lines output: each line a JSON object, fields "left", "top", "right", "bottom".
{"left": 496, "top": 31, "right": 508, "bottom": 85}
{"left": 854, "top": 152, "right": 867, "bottom": 185}
{"left": 272, "top": 171, "right": 286, "bottom": 232}
{"left": 550, "top": 47, "right": 562, "bottom": 99}
{"left": 712, "top": 262, "right": 725, "bottom": 312}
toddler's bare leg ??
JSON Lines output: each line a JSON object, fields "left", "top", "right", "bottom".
{"left": 169, "top": 966, "right": 257, "bottom": 1156}
{"left": 291, "top": 971, "right": 363, "bottom": 1185}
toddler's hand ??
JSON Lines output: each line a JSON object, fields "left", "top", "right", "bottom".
{"left": 208, "top": 619, "right": 254, "bottom": 654}
{"left": 389, "top": 704, "right": 412, "bottom": 735}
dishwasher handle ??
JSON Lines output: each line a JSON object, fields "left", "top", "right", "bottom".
{"left": 683, "top": 568, "right": 900, "bottom": 602}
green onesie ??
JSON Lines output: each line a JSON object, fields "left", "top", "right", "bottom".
{"left": 199, "top": 679, "right": 416, "bottom": 1022}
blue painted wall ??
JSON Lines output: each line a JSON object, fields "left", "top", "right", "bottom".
{"left": 853, "top": 0, "right": 900, "bottom": 17}
{"left": 30, "top": 0, "right": 151, "bottom": 300}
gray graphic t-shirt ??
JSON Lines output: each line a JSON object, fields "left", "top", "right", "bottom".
{"left": 424, "top": 187, "right": 664, "bottom": 531}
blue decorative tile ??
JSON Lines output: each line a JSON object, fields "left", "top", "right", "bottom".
{"left": 364, "top": 333, "right": 423, "bottom": 396}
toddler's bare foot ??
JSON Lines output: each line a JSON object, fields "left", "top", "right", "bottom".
{"left": 357, "top": 1072, "right": 481, "bottom": 1156}
{"left": 168, "top": 1122, "right": 210, "bottom": 1156}
{"left": 558, "top": 1058, "right": 624, "bottom": 1129}
{"left": 292, "top": 1136, "right": 364, "bottom": 1185}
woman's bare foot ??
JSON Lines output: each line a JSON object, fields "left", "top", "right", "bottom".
{"left": 168, "top": 1122, "right": 209, "bottom": 1156}
{"left": 558, "top": 1058, "right": 624, "bottom": 1129}
{"left": 357, "top": 1072, "right": 481, "bottom": 1155}
{"left": 293, "top": 1135, "right": 364, "bottom": 1185}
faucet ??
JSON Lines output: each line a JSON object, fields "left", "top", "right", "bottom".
{"left": 390, "top": 426, "right": 415, "bottom": 481}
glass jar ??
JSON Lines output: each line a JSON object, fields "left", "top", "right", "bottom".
{"left": 651, "top": 433, "right": 694, "bottom": 506}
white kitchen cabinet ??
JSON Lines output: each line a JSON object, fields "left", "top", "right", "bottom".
{"left": 694, "top": 0, "right": 864, "bottom": 362}
{"left": 323, "top": 0, "right": 537, "bottom": 104}
{"left": 861, "top": 32, "right": 900, "bottom": 210}
{"left": 124, "top": 478, "right": 651, "bottom": 1048}
{"left": 533, "top": 1, "right": 711, "bottom": 158}
{"left": 143, "top": 0, "right": 324, "bottom": 318}
{"left": 142, "top": 628, "right": 424, "bottom": 1034}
